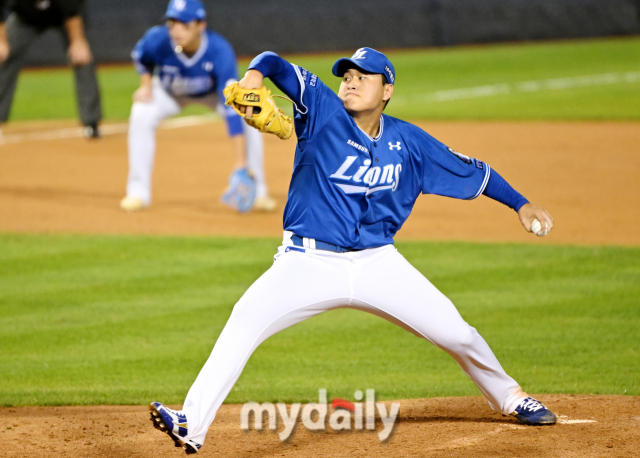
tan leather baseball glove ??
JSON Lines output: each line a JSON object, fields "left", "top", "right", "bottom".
{"left": 223, "top": 83, "right": 293, "bottom": 140}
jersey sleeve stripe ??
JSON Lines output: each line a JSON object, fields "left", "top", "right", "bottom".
{"left": 291, "top": 65, "right": 309, "bottom": 115}
{"left": 469, "top": 164, "right": 491, "bottom": 200}
{"left": 131, "top": 50, "right": 150, "bottom": 74}
{"left": 133, "top": 61, "right": 149, "bottom": 74}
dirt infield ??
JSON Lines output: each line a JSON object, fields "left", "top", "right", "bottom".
{"left": 2, "top": 395, "right": 639, "bottom": 457}
{"left": 1, "top": 119, "right": 639, "bottom": 245}
{"left": 1, "top": 120, "right": 639, "bottom": 456}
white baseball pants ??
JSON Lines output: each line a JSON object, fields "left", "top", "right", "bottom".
{"left": 182, "top": 232, "right": 527, "bottom": 445}
{"left": 125, "top": 79, "right": 267, "bottom": 205}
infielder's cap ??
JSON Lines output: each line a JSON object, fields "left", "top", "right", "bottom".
{"left": 332, "top": 47, "right": 396, "bottom": 84}
{"left": 165, "top": 0, "right": 206, "bottom": 23}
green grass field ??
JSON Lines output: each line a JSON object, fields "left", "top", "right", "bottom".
{"left": 1, "top": 234, "right": 638, "bottom": 406}
{"left": 10, "top": 36, "right": 640, "bottom": 122}
{"left": 3, "top": 37, "right": 639, "bottom": 407}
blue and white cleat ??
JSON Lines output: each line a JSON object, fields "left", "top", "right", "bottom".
{"left": 511, "top": 397, "right": 557, "bottom": 425}
{"left": 149, "top": 402, "right": 202, "bottom": 454}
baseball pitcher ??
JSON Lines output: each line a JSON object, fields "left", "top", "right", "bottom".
{"left": 149, "top": 47, "right": 556, "bottom": 454}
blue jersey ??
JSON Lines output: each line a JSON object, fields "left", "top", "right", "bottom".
{"left": 251, "top": 53, "right": 495, "bottom": 250}
{"left": 132, "top": 26, "right": 243, "bottom": 135}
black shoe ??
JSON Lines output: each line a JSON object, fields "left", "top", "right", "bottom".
{"left": 83, "top": 123, "right": 100, "bottom": 139}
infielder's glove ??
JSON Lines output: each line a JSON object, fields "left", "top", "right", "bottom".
{"left": 223, "top": 83, "right": 293, "bottom": 140}
{"left": 221, "top": 167, "right": 257, "bottom": 213}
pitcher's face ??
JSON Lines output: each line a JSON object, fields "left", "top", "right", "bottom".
{"left": 338, "top": 68, "right": 393, "bottom": 114}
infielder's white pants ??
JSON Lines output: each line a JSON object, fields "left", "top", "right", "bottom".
{"left": 182, "top": 232, "right": 527, "bottom": 445}
{"left": 126, "top": 80, "right": 267, "bottom": 205}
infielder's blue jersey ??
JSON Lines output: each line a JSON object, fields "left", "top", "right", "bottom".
{"left": 132, "top": 26, "right": 243, "bottom": 134}
{"left": 251, "top": 53, "right": 492, "bottom": 250}
{"left": 133, "top": 26, "right": 238, "bottom": 98}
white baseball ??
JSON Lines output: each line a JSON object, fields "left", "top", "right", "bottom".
{"left": 531, "top": 218, "right": 547, "bottom": 237}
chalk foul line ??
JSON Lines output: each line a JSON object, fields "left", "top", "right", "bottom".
{"left": 556, "top": 415, "right": 597, "bottom": 425}
{"left": 0, "top": 113, "right": 219, "bottom": 145}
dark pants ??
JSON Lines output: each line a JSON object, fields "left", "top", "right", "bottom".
{"left": 0, "top": 13, "right": 102, "bottom": 126}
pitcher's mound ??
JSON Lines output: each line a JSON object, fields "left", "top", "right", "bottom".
{"left": 1, "top": 395, "right": 638, "bottom": 457}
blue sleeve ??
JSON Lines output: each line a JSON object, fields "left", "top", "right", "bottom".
{"left": 249, "top": 52, "right": 342, "bottom": 142}
{"left": 249, "top": 52, "right": 304, "bottom": 109}
{"left": 224, "top": 108, "right": 244, "bottom": 137}
{"left": 210, "top": 34, "right": 244, "bottom": 137}
{"left": 419, "top": 131, "right": 491, "bottom": 200}
{"left": 131, "top": 31, "right": 157, "bottom": 75}
{"left": 482, "top": 169, "right": 529, "bottom": 211}
{"left": 211, "top": 34, "right": 239, "bottom": 101}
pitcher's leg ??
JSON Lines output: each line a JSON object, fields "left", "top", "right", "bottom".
{"left": 125, "top": 83, "right": 180, "bottom": 204}
{"left": 352, "top": 247, "right": 525, "bottom": 414}
{"left": 182, "top": 248, "right": 351, "bottom": 445}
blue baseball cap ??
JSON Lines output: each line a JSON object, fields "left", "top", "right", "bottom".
{"left": 332, "top": 47, "right": 396, "bottom": 84}
{"left": 165, "top": 0, "right": 206, "bottom": 23}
